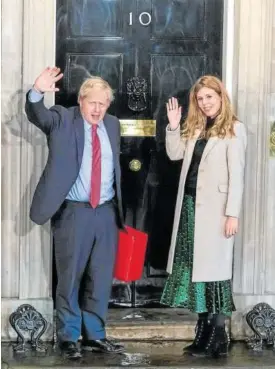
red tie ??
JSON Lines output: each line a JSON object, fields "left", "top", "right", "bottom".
{"left": 90, "top": 124, "right": 101, "bottom": 208}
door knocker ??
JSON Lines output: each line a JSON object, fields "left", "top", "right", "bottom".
{"left": 127, "top": 77, "right": 148, "bottom": 112}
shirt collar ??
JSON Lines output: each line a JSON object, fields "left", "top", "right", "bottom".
{"left": 84, "top": 119, "right": 104, "bottom": 132}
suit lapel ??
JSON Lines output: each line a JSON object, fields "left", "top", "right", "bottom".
{"left": 74, "top": 107, "right": 85, "bottom": 167}
{"left": 103, "top": 115, "right": 117, "bottom": 156}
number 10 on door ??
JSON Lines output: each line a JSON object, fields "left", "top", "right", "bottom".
{"left": 129, "top": 12, "right": 152, "bottom": 26}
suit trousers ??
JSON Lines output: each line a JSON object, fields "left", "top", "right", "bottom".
{"left": 52, "top": 200, "right": 118, "bottom": 342}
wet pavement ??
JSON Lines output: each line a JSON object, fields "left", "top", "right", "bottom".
{"left": 2, "top": 341, "right": 275, "bottom": 368}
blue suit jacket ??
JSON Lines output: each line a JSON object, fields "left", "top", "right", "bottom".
{"left": 25, "top": 91, "right": 124, "bottom": 227}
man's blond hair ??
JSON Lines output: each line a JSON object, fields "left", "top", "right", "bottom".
{"left": 78, "top": 76, "right": 114, "bottom": 103}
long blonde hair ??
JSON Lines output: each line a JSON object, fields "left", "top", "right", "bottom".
{"left": 182, "top": 75, "right": 238, "bottom": 139}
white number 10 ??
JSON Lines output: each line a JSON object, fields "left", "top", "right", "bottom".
{"left": 129, "top": 12, "right": 152, "bottom": 26}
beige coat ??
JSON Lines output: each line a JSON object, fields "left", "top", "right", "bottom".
{"left": 166, "top": 122, "right": 247, "bottom": 282}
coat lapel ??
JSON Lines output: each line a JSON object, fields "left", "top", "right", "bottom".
{"left": 186, "top": 129, "right": 201, "bottom": 163}
{"left": 74, "top": 107, "right": 85, "bottom": 168}
{"left": 186, "top": 130, "right": 219, "bottom": 164}
{"left": 200, "top": 136, "right": 219, "bottom": 163}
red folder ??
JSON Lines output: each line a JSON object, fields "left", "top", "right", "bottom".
{"left": 114, "top": 226, "right": 148, "bottom": 282}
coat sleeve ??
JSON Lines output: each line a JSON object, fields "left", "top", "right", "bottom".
{"left": 165, "top": 124, "right": 186, "bottom": 160}
{"left": 225, "top": 122, "right": 247, "bottom": 217}
{"left": 25, "top": 90, "right": 63, "bottom": 135}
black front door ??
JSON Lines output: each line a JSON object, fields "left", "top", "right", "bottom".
{"left": 56, "top": 0, "right": 223, "bottom": 307}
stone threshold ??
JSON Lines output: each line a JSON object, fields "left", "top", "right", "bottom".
{"left": 106, "top": 308, "right": 198, "bottom": 341}
{"left": 106, "top": 308, "right": 239, "bottom": 341}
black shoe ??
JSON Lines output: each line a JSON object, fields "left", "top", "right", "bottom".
{"left": 183, "top": 318, "right": 212, "bottom": 355}
{"left": 60, "top": 341, "right": 82, "bottom": 359}
{"left": 82, "top": 338, "right": 125, "bottom": 354}
{"left": 192, "top": 326, "right": 229, "bottom": 358}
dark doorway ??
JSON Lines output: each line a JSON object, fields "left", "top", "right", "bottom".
{"left": 55, "top": 0, "right": 223, "bottom": 307}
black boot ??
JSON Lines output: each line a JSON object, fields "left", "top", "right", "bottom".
{"left": 183, "top": 316, "right": 212, "bottom": 355}
{"left": 192, "top": 325, "right": 229, "bottom": 358}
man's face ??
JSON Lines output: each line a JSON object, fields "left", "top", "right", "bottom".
{"left": 79, "top": 86, "right": 110, "bottom": 125}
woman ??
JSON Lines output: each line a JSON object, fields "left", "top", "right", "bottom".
{"left": 160, "top": 75, "right": 247, "bottom": 358}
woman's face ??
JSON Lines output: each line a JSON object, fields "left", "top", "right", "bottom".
{"left": 196, "top": 87, "right": 222, "bottom": 118}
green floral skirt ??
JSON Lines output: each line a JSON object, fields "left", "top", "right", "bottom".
{"left": 160, "top": 194, "right": 235, "bottom": 315}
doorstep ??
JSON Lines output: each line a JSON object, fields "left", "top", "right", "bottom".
{"left": 106, "top": 308, "right": 230, "bottom": 341}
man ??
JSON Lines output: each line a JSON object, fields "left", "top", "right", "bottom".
{"left": 25, "top": 67, "right": 124, "bottom": 359}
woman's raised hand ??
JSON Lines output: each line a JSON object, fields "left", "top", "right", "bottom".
{"left": 166, "top": 97, "right": 182, "bottom": 130}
